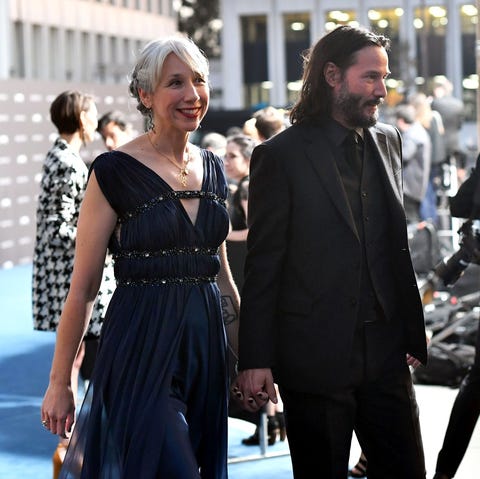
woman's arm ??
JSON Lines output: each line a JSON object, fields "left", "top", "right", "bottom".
{"left": 41, "top": 171, "right": 117, "bottom": 437}
{"left": 216, "top": 241, "right": 240, "bottom": 361}
{"left": 226, "top": 183, "right": 249, "bottom": 242}
{"left": 226, "top": 228, "right": 248, "bottom": 242}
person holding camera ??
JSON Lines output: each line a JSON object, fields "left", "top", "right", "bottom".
{"left": 432, "top": 323, "right": 480, "bottom": 479}
{"left": 231, "top": 26, "right": 427, "bottom": 478}
{"left": 432, "top": 154, "right": 480, "bottom": 479}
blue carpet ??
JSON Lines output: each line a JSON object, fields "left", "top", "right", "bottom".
{"left": 0, "top": 264, "right": 58, "bottom": 479}
{"left": 3, "top": 265, "right": 478, "bottom": 478}
{"left": 0, "top": 265, "right": 293, "bottom": 479}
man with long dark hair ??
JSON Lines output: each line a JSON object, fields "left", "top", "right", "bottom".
{"left": 232, "top": 25, "right": 428, "bottom": 478}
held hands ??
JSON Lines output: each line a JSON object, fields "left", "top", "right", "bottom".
{"left": 231, "top": 368, "right": 277, "bottom": 412}
{"left": 406, "top": 332, "right": 430, "bottom": 370}
{"left": 406, "top": 354, "right": 421, "bottom": 369}
{"left": 40, "top": 382, "right": 76, "bottom": 439}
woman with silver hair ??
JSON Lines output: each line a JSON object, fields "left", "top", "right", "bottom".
{"left": 41, "top": 36, "right": 240, "bottom": 478}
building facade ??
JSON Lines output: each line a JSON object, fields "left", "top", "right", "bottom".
{"left": 0, "top": 0, "right": 178, "bottom": 267}
{"left": 2, "top": 0, "right": 479, "bottom": 267}
{"left": 1, "top": 0, "right": 177, "bottom": 83}
{"left": 220, "top": 0, "right": 478, "bottom": 120}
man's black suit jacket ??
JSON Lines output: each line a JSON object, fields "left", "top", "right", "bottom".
{"left": 238, "top": 121, "right": 428, "bottom": 394}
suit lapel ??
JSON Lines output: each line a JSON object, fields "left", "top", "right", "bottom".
{"left": 367, "top": 127, "right": 404, "bottom": 206}
{"left": 301, "top": 124, "right": 405, "bottom": 237}
{"left": 302, "top": 126, "right": 359, "bottom": 238}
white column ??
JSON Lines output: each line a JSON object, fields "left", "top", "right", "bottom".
{"left": 127, "top": 38, "right": 138, "bottom": 67}
{"left": 56, "top": 28, "right": 66, "bottom": 81}
{"left": 357, "top": 0, "right": 369, "bottom": 27}
{"left": 161, "top": 0, "right": 171, "bottom": 16}
{"left": 400, "top": 0, "right": 417, "bottom": 91}
{"left": 0, "top": 0, "right": 10, "bottom": 78}
{"left": 313, "top": 0, "right": 325, "bottom": 42}
{"left": 49, "top": 27, "right": 65, "bottom": 81}
{"left": 71, "top": 30, "right": 82, "bottom": 82}
{"left": 39, "top": 25, "right": 49, "bottom": 80}
{"left": 220, "top": 0, "right": 243, "bottom": 108}
{"left": 114, "top": 36, "right": 124, "bottom": 83}
{"left": 268, "top": 1, "right": 286, "bottom": 107}
{"left": 446, "top": 0, "right": 462, "bottom": 98}
{"left": 85, "top": 32, "right": 95, "bottom": 83}
{"left": 118, "top": 37, "right": 129, "bottom": 82}
{"left": 101, "top": 34, "right": 112, "bottom": 83}
{"left": 95, "top": 34, "right": 104, "bottom": 82}
{"left": 23, "top": 21, "right": 33, "bottom": 79}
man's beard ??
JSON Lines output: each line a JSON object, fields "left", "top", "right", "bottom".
{"left": 336, "top": 83, "right": 382, "bottom": 128}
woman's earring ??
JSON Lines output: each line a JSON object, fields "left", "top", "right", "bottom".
{"left": 147, "top": 108, "right": 154, "bottom": 132}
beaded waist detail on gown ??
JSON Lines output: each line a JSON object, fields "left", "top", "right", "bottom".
{"left": 113, "top": 246, "right": 220, "bottom": 286}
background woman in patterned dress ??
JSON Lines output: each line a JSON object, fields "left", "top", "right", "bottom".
{"left": 31, "top": 90, "right": 115, "bottom": 478}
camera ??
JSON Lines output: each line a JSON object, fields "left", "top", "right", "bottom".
{"left": 434, "top": 220, "right": 480, "bottom": 286}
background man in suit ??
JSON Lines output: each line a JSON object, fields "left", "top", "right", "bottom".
{"left": 232, "top": 25, "right": 428, "bottom": 478}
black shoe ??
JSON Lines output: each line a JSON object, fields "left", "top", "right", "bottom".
{"left": 275, "top": 411, "right": 287, "bottom": 441}
{"left": 241, "top": 427, "right": 260, "bottom": 446}
{"left": 241, "top": 416, "right": 280, "bottom": 446}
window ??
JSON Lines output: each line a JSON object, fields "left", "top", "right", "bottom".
{"left": 415, "top": 5, "right": 447, "bottom": 85}
{"left": 284, "top": 13, "right": 310, "bottom": 106}
{"left": 459, "top": 4, "right": 478, "bottom": 120}
{"left": 241, "top": 15, "right": 269, "bottom": 107}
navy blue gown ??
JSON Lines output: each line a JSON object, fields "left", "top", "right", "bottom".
{"left": 60, "top": 149, "right": 230, "bottom": 479}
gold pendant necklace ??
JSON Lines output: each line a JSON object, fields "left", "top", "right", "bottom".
{"left": 147, "top": 132, "right": 191, "bottom": 187}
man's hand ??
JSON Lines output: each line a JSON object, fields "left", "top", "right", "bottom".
{"left": 231, "top": 368, "right": 277, "bottom": 412}
{"left": 406, "top": 354, "right": 422, "bottom": 369}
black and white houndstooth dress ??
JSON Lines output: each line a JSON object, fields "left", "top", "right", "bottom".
{"left": 32, "top": 138, "right": 115, "bottom": 338}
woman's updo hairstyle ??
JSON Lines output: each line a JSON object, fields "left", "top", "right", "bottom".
{"left": 128, "top": 35, "right": 209, "bottom": 128}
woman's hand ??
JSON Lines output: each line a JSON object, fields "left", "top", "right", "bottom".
{"left": 41, "top": 382, "right": 76, "bottom": 438}
{"left": 231, "top": 368, "right": 276, "bottom": 412}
